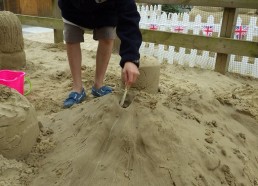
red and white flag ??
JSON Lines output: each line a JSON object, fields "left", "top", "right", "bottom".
{"left": 173, "top": 26, "right": 185, "bottom": 33}
{"left": 149, "top": 24, "right": 158, "bottom": 30}
{"left": 235, "top": 25, "right": 248, "bottom": 40}
{"left": 202, "top": 25, "right": 214, "bottom": 37}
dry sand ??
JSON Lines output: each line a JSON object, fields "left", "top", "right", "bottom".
{"left": 0, "top": 32, "right": 258, "bottom": 186}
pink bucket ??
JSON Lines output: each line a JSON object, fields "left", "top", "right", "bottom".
{"left": 0, "top": 70, "right": 26, "bottom": 95}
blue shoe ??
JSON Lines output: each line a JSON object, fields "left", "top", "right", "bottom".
{"left": 63, "top": 88, "right": 86, "bottom": 108}
{"left": 91, "top": 86, "right": 112, "bottom": 97}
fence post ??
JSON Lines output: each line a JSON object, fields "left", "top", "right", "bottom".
{"left": 52, "top": 0, "right": 63, "bottom": 43}
{"left": 214, "top": 8, "right": 238, "bottom": 74}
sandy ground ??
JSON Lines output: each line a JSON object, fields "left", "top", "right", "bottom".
{"left": 0, "top": 31, "right": 258, "bottom": 186}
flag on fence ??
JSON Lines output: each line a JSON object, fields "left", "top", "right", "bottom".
{"left": 235, "top": 25, "right": 248, "bottom": 40}
{"left": 202, "top": 25, "right": 214, "bottom": 37}
{"left": 173, "top": 26, "right": 185, "bottom": 33}
{"left": 149, "top": 24, "right": 158, "bottom": 30}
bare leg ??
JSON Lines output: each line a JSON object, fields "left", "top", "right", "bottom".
{"left": 66, "top": 42, "right": 83, "bottom": 93}
{"left": 94, "top": 39, "right": 114, "bottom": 89}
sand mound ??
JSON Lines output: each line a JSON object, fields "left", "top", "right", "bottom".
{"left": 2, "top": 86, "right": 258, "bottom": 185}
{"left": 0, "top": 85, "right": 39, "bottom": 160}
{"left": 30, "top": 87, "right": 258, "bottom": 186}
{"left": 30, "top": 94, "right": 184, "bottom": 185}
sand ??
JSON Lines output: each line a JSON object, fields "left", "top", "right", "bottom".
{"left": 0, "top": 11, "right": 26, "bottom": 69}
{"left": 0, "top": 86, "right": 39, "bottom": 160}
{"left": 0, "top": 32, "right": 258, "bottom": 186}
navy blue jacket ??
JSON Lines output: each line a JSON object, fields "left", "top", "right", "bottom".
{"left": 58, "top": 0, "right": 142, "bottom": 68}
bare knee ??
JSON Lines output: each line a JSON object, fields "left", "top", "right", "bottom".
{"left": 98, "top": 39, "right": 114, "bottom": 46}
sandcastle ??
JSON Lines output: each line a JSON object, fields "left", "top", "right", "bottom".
{"left": 0, "top": 86, "right": 39, "bottom": 160}
{"left": 132, "top": 56, "right": 160, "bottom": 94}
{"left": 0, "top": 11, "right": 26, "bottom": 69}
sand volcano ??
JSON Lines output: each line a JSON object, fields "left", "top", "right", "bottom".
{"left": 30, "top": 87, "right": 258, "bottom": 186}
{"left": 30, "top": 94, "right": 184, "bottom": 185}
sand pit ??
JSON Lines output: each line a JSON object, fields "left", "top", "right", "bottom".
{"left": 0, "top": 33, "right": 258, "bottom": 186}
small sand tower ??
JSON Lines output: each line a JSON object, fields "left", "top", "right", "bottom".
{"left": 132, "top": 56, "right": 160, "bottom": 94}
{"left": 0, "top": 11, "right": 26, "bottom": 69}
{"left": 0, "top": 86, "right": 39, "bottom": 160}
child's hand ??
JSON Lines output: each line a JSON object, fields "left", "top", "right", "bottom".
{"left": 122, "top": 62, "right": 140, "bottom": 86}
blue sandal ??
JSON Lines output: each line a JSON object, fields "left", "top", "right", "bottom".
{"left": 91, "top": 86, "right": 112, "bottom": 97}
{"left": 63, "top": 88, "right": 86, "bottom": 108}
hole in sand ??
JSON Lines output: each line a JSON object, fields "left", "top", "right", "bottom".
{"left": 120, "top": 93, "right": 134, "bottom": 108}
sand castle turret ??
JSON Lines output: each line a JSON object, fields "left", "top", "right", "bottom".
{"left": 132, "top": 56, "right": 160, "bottom": 94}
{"left": 0, "top": 86, "right": 39, "bottom": 160}
{"left": 0, "top": 11, "right": 26, "bottom": 69}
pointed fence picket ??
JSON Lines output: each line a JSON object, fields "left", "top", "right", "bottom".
{"left": 138, "top": 5, "right": 258, "bottom": 78}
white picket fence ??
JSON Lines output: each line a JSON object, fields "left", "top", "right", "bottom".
{"left": 137, "top": 5, "right": 258, "bottom": 78}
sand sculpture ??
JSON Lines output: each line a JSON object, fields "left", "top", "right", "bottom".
{"left": 132, "top": 56, "right": 160, "bottom": 94}
{"left": 0, "top": 86, "right": 39, "bottom": 160}
{"left": 0, "top": 11, "right": 26, "bottom": 69}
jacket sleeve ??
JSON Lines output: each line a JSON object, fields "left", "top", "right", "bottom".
{"left": 115, "top": 0, "right": 142, "bottom": 68}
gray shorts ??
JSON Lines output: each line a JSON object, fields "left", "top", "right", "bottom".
{"left": 63, "top": 22, "right": 116, "bottom": 43}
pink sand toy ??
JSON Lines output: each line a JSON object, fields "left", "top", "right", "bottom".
{"left": 0, "top": 70, "right": 26, "bottom": 95}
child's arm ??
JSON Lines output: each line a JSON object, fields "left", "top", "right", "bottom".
{"left": 115, "top": 0, "right": 142, "bottom": 68}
